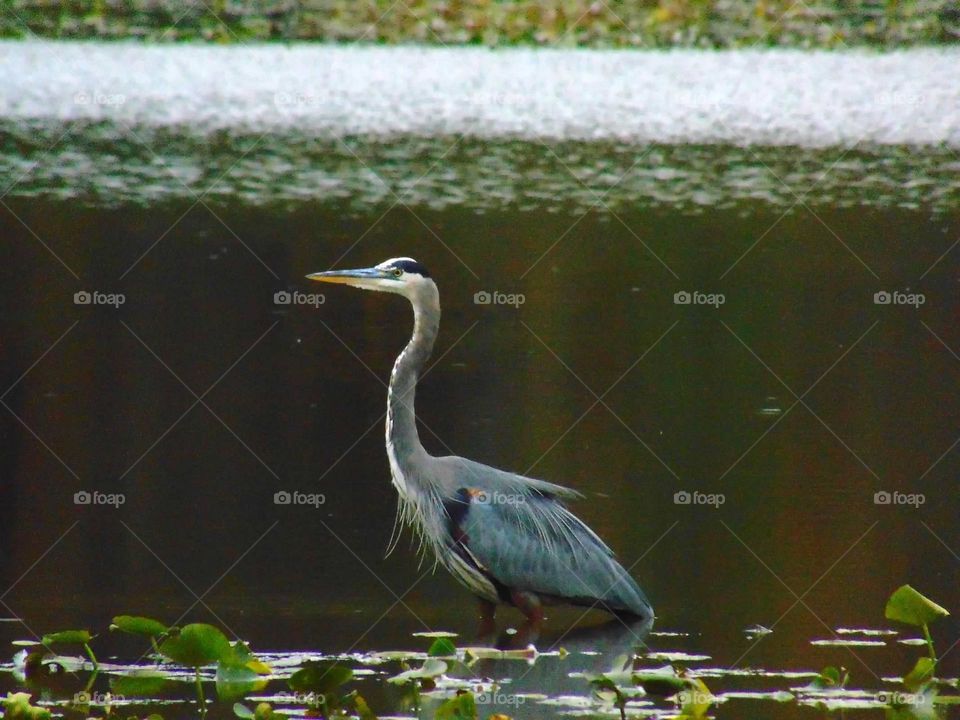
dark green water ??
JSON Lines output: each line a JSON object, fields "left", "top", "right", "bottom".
{"left": 1, "top": 143, "right": 959, "bottom": 718}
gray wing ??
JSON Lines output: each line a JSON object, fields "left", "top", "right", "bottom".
{"left": 442, "top": 477, "right": 653, "bottom": 619}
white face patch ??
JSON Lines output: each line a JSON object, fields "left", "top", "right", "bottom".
{"left": 367, "top": 257, "right": 433, "bottom": 299}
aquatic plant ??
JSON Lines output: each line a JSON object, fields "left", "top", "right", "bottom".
{"left": 2, "top": 691, "right": 51, "bottom": 720}
{"left": 587, "top": 661, "right": 714, "bottom": 720}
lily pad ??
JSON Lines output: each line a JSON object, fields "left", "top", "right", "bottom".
{"left": 2, "top": 692, "right": 51, "bottom": 720}
{"left": 388, "top": 659, "right": 448, "bottom": 684}
{"left": 110, "top": 615, "right": 168, "bottom": 638}
{"left": 289, "top": 661, "right": 353, "bottom": 694}
{"left": 904, "top": 657, "right": 937, "bottom": 691}
{"left": 158, "top": 623, "right": 232, "bottom": 667}
{"left": 216, "top": 661, "right": 269, "bottom": 702}
{"left": 885, "top": 586, "right": 949, "bottom": 627}
{"left": 428, "top": 637, "right": 457, "bottom": 657}
{"left": 40, "top": 630, "right": 92, "bottom": 646}
{"left": 435, "top": 690, "right": 477, "bottom": 719}
{"left": 110, "top": 672, "right": 180, "bottom": 697}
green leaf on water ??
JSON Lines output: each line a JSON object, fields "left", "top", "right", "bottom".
{"left": 679, "top": 677, "right": 713, "bottom": 717}
{"left": 158, "top": 623, "right": 232, "bottom": 667}
{"left": 805, "top": 666, "right": 849, "bottom": 690}
{"left": 428, "top": 637, "right": 457, "bottom": 657}
{"left": 289, "top": 661, "right": 353, "bottom": 694}
{"left": 110, "top": 672, "right": 180, "bottom": 697}
{"left": 40, "top": 629, "right": 92, "bottom": 646}
{"left": 2, "top": 692, "right": 51, "bottom": 720}
{"left": 216, "top": 660, "right": 268, "bottom": 702}
{"left": 233, "top": 702, "right": 255, "bottom": 719}
{"left": 634, "top": 671, "right": 689, "bottom": 696}
{"left": 904, "top": 657, "right": 937, "bottom": 691}
{"left": 110, "top": 615, "right": 168, "bottom": 638}
{"left": 886, "top": 586, "right": 949, "bottom": 627}
{"left": 434, "top": 690, "right": 477, "bottom": 719}
{"left": 354, "top": 694, "right": 377, "bottom": 720}
{"left": 224, "top": 641, "right": 272, "bottom": 675}
{"left": 388, "top": 658, "right": 448, "bottom": 685}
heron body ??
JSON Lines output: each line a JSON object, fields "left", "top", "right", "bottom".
{"left": 308, "top": 258, "right": 653, "bottom": 623}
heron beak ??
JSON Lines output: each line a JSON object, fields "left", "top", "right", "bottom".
{"left": 305, "top": 267, "right": 392, "bottom": 287}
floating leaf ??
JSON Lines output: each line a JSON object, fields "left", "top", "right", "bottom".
{"left": 158, "top": 623, "right": 232, "bottom": 667}
{"left": 110, "top": 615, "right": 168, "bottom": 638}
{"left": 41, "top": 630, "right": 92, "bottom": 646}
{"left": 354, "top": 694, "right": 377, "bottom": 720}
{"left": 216, "top": 661, "right": 268, "bottom": 702}
{"left": 225, "top": 641, "right": 272, "bottom": 675}
{"left": 110, "top": 672, "right": 180, "bottom": 697}
{"left": 289, "top": 661, "right": 353, "bottom": 694}
{"left": 904, "top": 657, "right": 937, "bottom": 692}
{"left": 428, "top": 637, "right": 457, "bottom": 657}
{"left": 388, "top": 659, "right": 447, "bottom": 685}
{"left": 634, "top": 670, "right": 688, "bottom": 696}
{"left": 2, "top": 692, "right": 51, "bottom": 720}
{"left": 435, "top": 690, "right": 477, "bottom": 719}
{"left": 233, "top": 703, "right": 255, "bottom": 719}
{"left": 804, "top": 666, "right": 849, "bottom": 690}
{"left": 461, "top": 646, "right": 537, "bottom": 661}
{"left": 886, "top": 586, "right": 949, "bottom": 627}
{"left": 679, "top": 677, "right": 713, "bottom": 717}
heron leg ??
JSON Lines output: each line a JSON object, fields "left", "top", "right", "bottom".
{"left": 509, "top": 589, "right": 544, "bottom": 625}
{"left": 476, "top": 597, "right": 497, "bottom": 639}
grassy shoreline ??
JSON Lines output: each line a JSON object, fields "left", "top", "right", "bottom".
{"left": 2, "top": 0, "right": 959, "bottom": 47}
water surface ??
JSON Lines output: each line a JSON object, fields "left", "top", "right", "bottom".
{"left": 0, "top": 40, "right": 958, "bottom": 719}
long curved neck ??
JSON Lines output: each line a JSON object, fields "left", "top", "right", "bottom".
{"left": 386, "top": 283, "right": 440, "bottom": 480}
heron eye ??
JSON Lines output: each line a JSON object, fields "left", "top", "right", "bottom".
{"left": 392, "top": 268, "right": 403, "bottom": 278}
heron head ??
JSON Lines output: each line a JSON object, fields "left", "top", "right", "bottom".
{"left": 306, "top": 257, "right": 433, "bottom": 298}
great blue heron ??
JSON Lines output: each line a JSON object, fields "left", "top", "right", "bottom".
{"left": 307, "top": 257, "right": 653, "bottom": 625}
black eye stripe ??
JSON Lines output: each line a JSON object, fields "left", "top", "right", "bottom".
{"left": 388, "top": 259, "right": 431, "bottom": 278}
